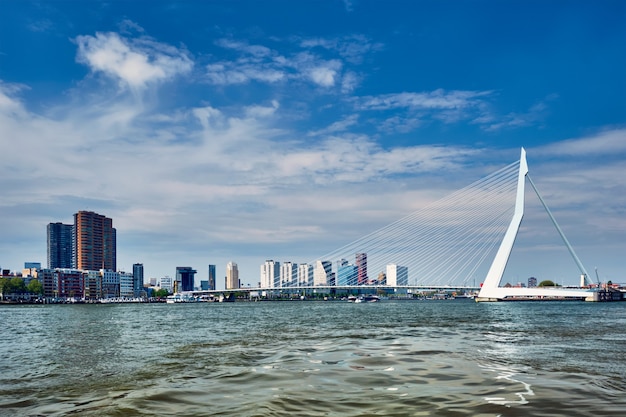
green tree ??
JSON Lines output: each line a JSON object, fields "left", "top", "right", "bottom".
{"left": 8, "top": 277, "right": 26, "bottom": 293}
{"left": 538, "top": 280, "right": 556, "bottom": 287}
{"left": 154, "top": 288, "right": 169, "bottom": 298}
{"left": 27, "top": 279, "right": 44, "bottom": 295}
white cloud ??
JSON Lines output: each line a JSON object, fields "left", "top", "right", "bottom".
{"left": 534, "top": 128, "right": 626, "bottom": 157}
{"left": 357, "top": 89, "right": 492, "bottom": 111}
{"left": 75, "top": 32, "right": 193, "bottom": 91}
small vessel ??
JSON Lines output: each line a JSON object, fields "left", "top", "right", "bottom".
{"left": 349, "top": 295, "right": 380, "bottom": 303}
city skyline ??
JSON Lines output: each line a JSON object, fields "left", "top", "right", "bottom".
{"left": 1, "top": 1, "right": 625, "bottom": 287}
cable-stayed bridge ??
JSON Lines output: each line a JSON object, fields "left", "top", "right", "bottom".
{"left": 188, "top": 148, "right": 601, "bottom": 301}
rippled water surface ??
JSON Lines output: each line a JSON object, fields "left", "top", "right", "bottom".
{"left": 1, "top": 300, "right": 625, "bottom": 416}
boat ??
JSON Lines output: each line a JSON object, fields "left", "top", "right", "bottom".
{"left": 349, "top": 295, "right": 380, "bottom": 303}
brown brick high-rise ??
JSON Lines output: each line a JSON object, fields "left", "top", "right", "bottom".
{"left": 74, "top": 211, "right": 116, "bottom": 271}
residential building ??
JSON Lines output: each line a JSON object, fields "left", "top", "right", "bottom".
{"left": 261, "top": 260, "right": 279, "bottom": 288}
{"left": 298, "top": 263, "right": 313, "bottom": 286}
{"left": 101, "top": 269, "right": 119, "bottom": 298}
{"left": 47, "top": 222, "right": 74, "bottom": 269}
{"left": 74, "top": 211, "right": 116, "bottom": 271}
{"left": 226, "top": 262, "right": 239, "bottom": 289}
{"left": 386, "top": 264, "right": 408, "bottom": 286}
{"left": 314, "top": 260, "right": 332, "bottom": 286}
{"left": 280, "top": 261, "right": 297, "bottom": 287}
{"left": 133, "top": 263, "right": 144, "bottom": 297}
{"left": 356, "top": 253, "right": 368, "bottom": 285}
{"left": 84, "top": 270, "right": 102, "bottom": 300}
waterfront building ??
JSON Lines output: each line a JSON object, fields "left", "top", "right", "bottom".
{"left": 101, "top": 269, "right": 119, "bottom": 298}
{"left": 176, "top": 267, "right": 197, "bottom": 292}
{"left": 261, "top": 260, "right": 279, "bottom": 288}
{"left": 74, "top": 211, "right": 116, "bottom": 271}
{"left": 84, "top": 270, "right": 102, "bottom": 300}
{"left": 386, "top": 264, "right": 408, "bottom": 286}
{"left": 298, "top": 263, "right": 313, "bottom": 286}
{"left": 47, "top": 222, "right": 74, "bottom": 269}
{"left": 337, "top": 264, "right": 358, "bottom": 286}
{"left": 159, "top": 276, "right": 174, "bottom": 293}
{"left": 133, "top": 263, "right": 144, "bottom": 297}
{"left": 226, "top": 262, "right": 239, "bottom": 289}
{"left": 38, "top": 269, "right": 56, "bottom": 298}
{"left": 208, "top": 264, "right": 216, "bottom": 290}
{"left": 200, "top": 280, "right": 209, "bottom": 290}
{"left": 314, "top": 260, "right": 332, "bottom": 286}
{"left": 280, "top": 262, "right": 297, "bottom": 287}
{"left": 356, "top": 253, "right": 368, "bottom": 285}
{"left": 119, "top": 271, "right": 134, "bottom": 298}
{"left": 55, "top": 269, "right": 84, "bottom": 299}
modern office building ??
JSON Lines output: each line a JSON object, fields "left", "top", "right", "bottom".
{"left": 159, "top": 276, "right": 174, "bottom": 293}
{"left": 208, "top": 264, "right": 216, "bottom": 291}
{"left": 226, "top": 262, "right": 239, "bottom": 289}
{"left": 47, "top": 222, "right": 74, "bottom": 269}
{"left": 74, "top": 211, "right": 116, "bottom": 271}
{"left": 119, "top": 271, "right": 134, "bottom": 298}
{"left": 133, "top": 263, "right": 144, "bottom": 297}
{"left": 176, "top": 267, "right": 197, "bottom": 292}
{"left": 101, "top": 269, "right": 120, "bottom": 298}
{"left": 337, "top": 264, "right": 358, "bottom": 286}
{"left": 356, "top": 252, "right": 368, "bottom": 285}
{"left": 386, "top": 264, "right": 408, "bottom": 286}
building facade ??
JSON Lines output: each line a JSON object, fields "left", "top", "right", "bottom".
{"left": 74, "top": 211, "right": 116, "bottom": 271}
{"left": 386, "top": 264, "right": 408, "bottom": 286}
{"left": 133, "top": 263, "right": 144, "bottom": 297}
{"left": 314, "top": 260, "right": 332, "bottom": 286}
{"left": 356, "top": 253, "right": 368, "bottom": 285}
{"left": 226, "top": 262, "right": 239, "bottom": 289}
{"left": 208, "top": 264, "right": 216, "bottom": 291}
{"left": 176, "top": 267, "right": 197, "bottom": 292}
{"left": 260, "top": 260, "right": 279, "bottom": 288}
{"left": 47, "top": 222, "right": 74, "bottom": 269}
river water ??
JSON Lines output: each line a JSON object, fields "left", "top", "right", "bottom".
{"left": 1, "top": 300, "right": 625, "bottom": 416}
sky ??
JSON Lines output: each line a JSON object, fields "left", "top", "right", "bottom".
{"left": 1, "top": 0, "right": 625, "bottom": 289}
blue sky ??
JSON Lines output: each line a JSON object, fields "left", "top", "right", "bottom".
{"left": 1, "top": 1, "right": 624, "bottom": 288}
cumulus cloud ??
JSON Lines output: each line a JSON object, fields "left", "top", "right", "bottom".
{"left": 75, "top": 31, "right": 193, "bottom": 91}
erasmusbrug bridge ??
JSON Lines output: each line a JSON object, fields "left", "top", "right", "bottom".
{"left": 189, "top": 148, "right": 600, "bottom": 302}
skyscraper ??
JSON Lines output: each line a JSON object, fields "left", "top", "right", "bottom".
{"left": 176, "top": 267, "right": 197, "bottom": 292}
{"left": 226, "top": 262, "right": 239, "bottom": 289}
{"left": 74, "top": 211, "right": 116, "bottom": 271}
{"left": 133, "top": 263, "right": 144, "bottom": 297}
{"left": 356, "top": 252, "right": 368, "bottom": 285}
{"left": 260, "top": 260, "right": 279, "bottom": 288}
{"left": 47, "top": 222, "right": 74, "bottom": 269}
{"left": 208, "top": 264, "right": 216, "bottom": 290}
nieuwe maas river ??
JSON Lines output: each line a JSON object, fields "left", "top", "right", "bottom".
{"left": 1, "top": 300, "right": 625, "bottom": 416}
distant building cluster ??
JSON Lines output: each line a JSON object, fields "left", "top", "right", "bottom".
{"left": 259, "top": 253, "right": 409, "bottom": 288}
{"left": 0, "top": 210, "right": 234, "bottom": 301}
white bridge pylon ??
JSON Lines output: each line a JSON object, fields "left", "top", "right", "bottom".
{"left": 476, "top": 148, "right": 595, "bottom": 302}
